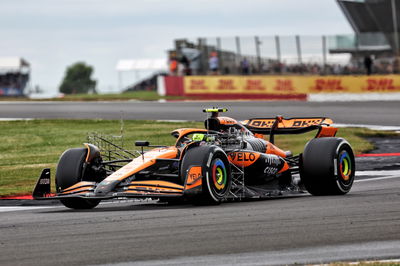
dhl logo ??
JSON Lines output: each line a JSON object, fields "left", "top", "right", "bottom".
{"left": 245, "top": 80, "right": 266, "bottom": 91}
{"left": 249, "top": 120, "right": 275, "bottom": 128}
{"left": 217, "top": 79, "right": 237, "bottom": 91}
{"left": 311, "top": 79, "right": 347, "bottom": 92}
{"left": 248, "top": 118, "right": 324, "bottom": 128}
{"left": 363, "top": 78, "right": 400, "bottom": 92}
{"left": 291, "top": 119, "right": 324, "bottom": 127}
{"left": 274, "top": 79, "right": 295, "bottom": 91}
{"left": 190, "top": 80, "right": 208, "bottom": 90}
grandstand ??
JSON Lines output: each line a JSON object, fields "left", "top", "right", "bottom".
{"left": 336, "top": 0, "right": 400, "bottom": 56}
{"left": 0, "top": 57, "right": 30, "bottom": 96}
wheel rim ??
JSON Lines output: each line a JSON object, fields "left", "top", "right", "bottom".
{"left": 339, "top": 150, "right": 352, "bottom": 181}
{"left": 211, "top": 158, "right": 228, "bottom": 194}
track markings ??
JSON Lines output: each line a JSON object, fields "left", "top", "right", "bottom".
{"left": 0, "top": 206, "right": 56, "bottom": 212}
{"left": 357, "top": 153, "right": 400, "bottom": 157}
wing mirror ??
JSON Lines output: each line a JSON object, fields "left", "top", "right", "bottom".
{"left": 135, "top": 141, "right": 150, "bottom": 147}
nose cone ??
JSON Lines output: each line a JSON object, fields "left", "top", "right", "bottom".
{"left": 94, "top": 180, "right": 120, "bottom": 196}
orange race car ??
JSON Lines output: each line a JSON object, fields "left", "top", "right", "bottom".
{"left": 33, "top": 108, "right": 355, "bottom": 209}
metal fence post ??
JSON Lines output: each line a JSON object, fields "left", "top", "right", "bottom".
{"left": 296, "top": 35, "right": 302, "bottom": 64}
{"left": 235, "top": 36, "right": 241, "bottom": 73}
{"left": 216, "top": 37, "right": 223, "bottom": 74}
{"left": 275, "top": 35, "right": 281, "bottom": 73}
{"left": 197, "top": 38, "right": 206, "bottom": 74}
{"left": 392, "top": 0, "right": 399, "bottom": 56}
{"left": 255, "top": 36, "right": 262, "bottom": 73}
{"left": 322, "top": 35, "right": 327, "bottom": 74}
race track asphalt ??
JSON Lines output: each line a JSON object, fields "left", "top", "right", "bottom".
{"left": 0, "top": 100, "right": 399, "bottom": 265}
{"left": 0, "top": 100, "right": 399, "bottom": 126}
{"left": 0, "top": 175, "right": 399, "bottom": 266}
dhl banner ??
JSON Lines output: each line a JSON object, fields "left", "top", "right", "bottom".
{"left": 183, "top": 75, "right": 400, "bottom": 95}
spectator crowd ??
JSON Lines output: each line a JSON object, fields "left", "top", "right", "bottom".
{"left": 169, "top": 51, "right": 398, "bottom": 76}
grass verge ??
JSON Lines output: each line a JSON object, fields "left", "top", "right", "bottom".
{"left": 55, "top": 91, "right": 183, "bottom": 101}
{"left": 0, "top": 119, "right": 397, "bottom": 196}
{"left": 0, "top": 91, "right": 187, "bottom": 102}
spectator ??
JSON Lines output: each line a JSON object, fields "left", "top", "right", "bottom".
{"left": 169, "top": 55, "right": 178, "bottom": 76}
{"left": 364, "top": 55, "right": 373, "bottom": 75}
{"left": 208, "top": 51, "right": 219, "bottom": 75}
{"left": 180, "top": 55, "right": 191, "bottom": 75}
{"left": 241, "top": 58, "right": 250, "bottom": 74}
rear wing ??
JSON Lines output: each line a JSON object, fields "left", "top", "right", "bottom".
{"left": 242, "top": 116, "right": 336, "bottom": 143}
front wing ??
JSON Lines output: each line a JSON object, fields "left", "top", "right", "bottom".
{"left": 33, "top": 169, "right": 185, "bottom": 200}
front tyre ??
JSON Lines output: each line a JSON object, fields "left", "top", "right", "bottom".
{"left": 181, "top": 145, "right": 231, "bottom": 204}
{"left": 300, "top": 137, "right": 355, "bottom": 195}
{"left": 205, "top": 155, "right": 231, "bottom": 202}
{"left": 56, "top": 148, "right": 101, "bottom": 209}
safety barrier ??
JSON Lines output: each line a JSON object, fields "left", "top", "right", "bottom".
{"left": 158, "top": 75, "right": 400, "bottom": 100}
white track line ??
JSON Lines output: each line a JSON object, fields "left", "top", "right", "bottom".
{"left": 0, "top": 206, "right": 57, "bottom": 212}
{"left": 355, "top": 170, "right": 400, "bottom": 182}
{"left": 335, "top": 123, "right": 400, "bottom": 131}
{"left": 355, "top": 175, "right": 400, "bottom": 183}
{"left": 309, "top": 92, "right": 400, "bottom": 102}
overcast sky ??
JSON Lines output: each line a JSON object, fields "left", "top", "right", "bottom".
{"left": 0, "top": 0, "right": 353, "bottom": 93}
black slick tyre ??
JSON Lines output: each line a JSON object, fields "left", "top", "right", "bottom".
{"left": 300, "top": 137, "right": 355, "bottom": 195}
{"left": 56, "top": 148, "right": 100, "bottom": 209}
{"left": 181, "top": 145, "right": 231, "bottom": 204}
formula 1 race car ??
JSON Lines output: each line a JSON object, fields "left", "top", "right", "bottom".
{"left": 33, "top": 108, "right": 355, "bottom": 209}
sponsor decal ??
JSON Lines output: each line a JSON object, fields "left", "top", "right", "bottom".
{"left": 189, "top": 79, "right": 208, "bottom": 90}
{"left": 363, "top": 78, "right": 400, "bottom": 92}
{"left": 310, "top": 79, "right": 347, "bottom": 92}
{"left": 248, "top": 120, "right": 275, "bottom": 128}
{"left": 264, "top": 155, "right": 281, "bottom": 167}
{"left": 245, "top": 79, "right": 266, "bottom": 91}
{"left": 274, "top": 79, "right": 295, "bottom": 91}
{"left": 187, "top": 166, "right": 202, "bottom": 185}
{"left": 264, "top": 167, "right": 279, "bottom": 175}
{"left": 217, "top": 79, "right": 238, "bottom": 91}
{"left": 248, "top": 118, "right": 324, "bottom": 129}
{"left": 39, "top": 178, "right": 50, "bottom": 185}
{"left": 264, "top": 155, "right": 283, "bottom": 176}
{"left": 229, "top": 152, "right": 256, "bottom": 162}
{"left": 292, "top": 119, "right": 323, "bottom": 127}
{"left": 228, "top": 152, "right": 260, "bottom": 167}
{"left": 218, "top": 117, "right": 237, "bottom": 125}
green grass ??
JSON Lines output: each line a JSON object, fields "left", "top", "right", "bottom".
{"left": 56, "top": 91, "right": 181, "bottom": 101}
{"left": 0, "top": 119, "right": 396, "bottom": 196}
{"left": 0, "top": 91, "right": 186, "bottom": 101}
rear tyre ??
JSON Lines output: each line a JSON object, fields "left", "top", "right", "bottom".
{"left": 181, "top": 145, "right": 231, "bottom": 204}
{"left": 56, "top": 148, "right": 101, "bottom": 209}
{"left": 300, "top": 137, "right": 355, "bottom": 195}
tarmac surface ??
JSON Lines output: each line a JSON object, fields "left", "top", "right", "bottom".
{"left": 0, "top": 100, "right": 399, "bottom": 265}
{"left": 0, "top": 100, "right": 399, "bottom": 126}
{"left": 0, "top": 138, "right": 399, "bottom": 265}
{"left": 0, "top": 174, "right": 399, "bottom": 266}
